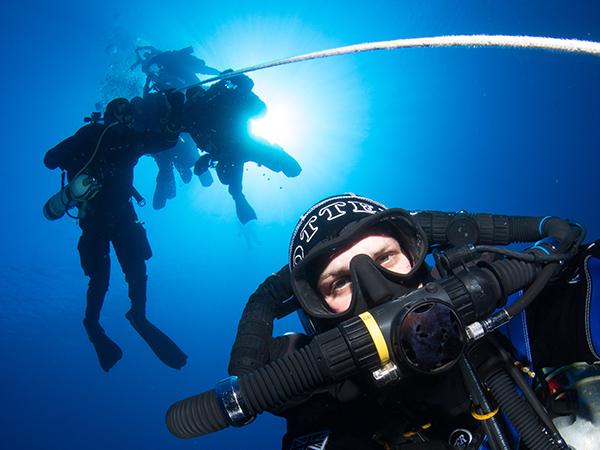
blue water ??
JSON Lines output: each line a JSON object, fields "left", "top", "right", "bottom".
{"left": 2, "top": 1, "right": 599, "bottom": 449}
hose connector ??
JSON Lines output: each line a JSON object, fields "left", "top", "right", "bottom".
{"left": 466, "top": 309, "right": 511, "bottom": 342}
{"left": 529, "top": 237, "right": 562, "bottom": 256}
{"left": 215, "top": 376, "right": 255, "bottom": 427}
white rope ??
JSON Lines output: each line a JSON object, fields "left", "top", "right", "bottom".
{"left": 195, "top": 34, "right": 600, "bottom": 86}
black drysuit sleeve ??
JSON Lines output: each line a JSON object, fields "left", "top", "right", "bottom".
{"left": 136, "top": 128, "right": 180, "bottom": 155}
{"left": 44, "top": 123, "right": 179, "bottom": 176}
{"left": 44, "top": 125, "right": 100, "bottom": 171}
{"left": 44, "top": 135, "right": 75, "bottom": 170}
{"left": 228, "top": 265, "right": 294, "bottom": 376}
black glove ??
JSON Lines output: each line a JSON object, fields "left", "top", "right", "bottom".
{"left": 165, "top": 89, "right": 185, "bottom": 110}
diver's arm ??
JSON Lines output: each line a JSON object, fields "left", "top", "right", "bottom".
{"left": 191, "top": 56, "right": 220, "bottom": 76}
{"left": 228, "top": 265, "right": 294, "bottom": 376}
{"left": 44, "top": 138, "right": 73, "bottom": 169}
{"left": 247, "top": 93, "right": 267, "bottom": 119}
{"left": 184, "top": 53, "right": 220, "bottom": 76}
{"left": 136, "top": 129, "right": 180, "bottom": 154}
{"left": 198, "top": 64, "right": 220, "bottom": 76}
{"left": 44, "top": 127, "right": 89, "bottom": 170}
{"left": 137, "top": 89, "right": 185, "bottom": 154}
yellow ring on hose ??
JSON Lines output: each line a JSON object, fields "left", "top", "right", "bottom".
{"left": 358, "top": 311, "right": 390, "bottom": 365}
{"left": 471, "top": 406, "right": 499, "bottom": 421}
{"left": 402, "top": 423, "right": 432, "bottom": 438}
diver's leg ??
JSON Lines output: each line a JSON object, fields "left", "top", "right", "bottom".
{"left": 113, "top": 220, "right": 187, "bottom": 369}
{"left": 243, "top": 137, "right": 301, "bottom": 178}
{"left": 173, "top": 135, "right": 199, "bottom": 184}
{"left": 78, "top": 226, "right": 122, "bottom": 371}
{"left": 218, "top": 162, "right": 257, "bottom": 224}
{"left": 193, "top": 153, "right": 214, "bottom": 187}
{"left": 231, "top": 188, "right": 258, "bottom": 224}
{"left": 112, "top": 220, "right": 151, "bottom": 320}
{"left": 81, "top": 252, "right": 109, "bottom": 323}
{"left": 153, "top": 154, "right": 176, "bottom": 210}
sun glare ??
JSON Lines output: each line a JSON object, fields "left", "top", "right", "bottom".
{"left": 186, "top": 16, "right": 369, "bottom": 221}
{"left": 250, "top": 103, "right": 294, "bottom": 147}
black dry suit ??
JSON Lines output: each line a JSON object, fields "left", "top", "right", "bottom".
{"left": 167, "top": 195, "right": 599, "bottom": 449}
{"left": 227, "top": 197, "right": 465, "bottom": 449}
{"left": 220, "top": 197, "right": 600, "bottom": 449}
{"left": 44, "top": 120, "right": 186, "bottom": 371}
{"left": 227, "top": 265, "right": 476, "bottom": 450}
{"left": 184, "top": 74, "right": 302, "bottom": 223}
{"left": 224, "top": 260, "right": 600, "bottom": 449}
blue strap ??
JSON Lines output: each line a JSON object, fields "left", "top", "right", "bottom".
{"left": 499, "top": 291, "right": 533, "bottom": 366}
{"left": 586, "top": 255, "right": 600, "bottom": 360}
{"left": 538, "top": 216, "right": 552, "bottom": 237}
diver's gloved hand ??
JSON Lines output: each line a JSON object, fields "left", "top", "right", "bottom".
{"left": 165, "top": 89, "right": 185, "bottom": 110}
{"left": 228, "top": 265, "right": 293, "bottom": 376}
{"left": 220, "top": 68, "right": 234, "bottom": 75}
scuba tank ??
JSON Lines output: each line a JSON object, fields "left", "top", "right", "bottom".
{"left": 43, "top": 117, "right": 120, "bottom": 221}
{"left": 43, "top": 173, "right": 101, "bottom": 220}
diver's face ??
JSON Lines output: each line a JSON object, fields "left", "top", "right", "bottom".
{"left": 317, "top": 234, "right": 412, "bottom": 313}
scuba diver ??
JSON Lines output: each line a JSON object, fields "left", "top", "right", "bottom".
{"left": 184, "top": 73, "right": 302, "bottom": 223}
{"left": 43, "top": 97, "right": 188, "bottom": 372}
{"left": 130, "top": 93, "right": 199, "bottom": 210}
{"left": 129, "top": 45, "right": 219, "bottom": 209}
{"left": 166, "top": 193, "right": 600, "bottom": 449}
{"left": 130, "top": 45, "right": 220, "bottom": 94}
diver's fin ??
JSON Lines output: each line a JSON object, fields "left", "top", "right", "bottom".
{"left": 126, "top": 311, "right": 188, "bottom": 369}
{"left": 152, "top": 190, "right": 167, "bottom": 210}
{"left": 83, "top": 320, "right": 123, "bottom": 372}
{"left": 234, "top": 195, "right": 257, "bottom": 224}
{"left": 198, "top": 169, "right": 213, "bottom": 187}
{"left": 153, "top": 168, "right": 176, "bottom": 209}
{"left": 280, "top": 154, "right": 302, "bottom": 178}
{"left": 90, "top": 335, "right": 123, "bottom": 372}
{"left": 177, "top": 167, "right": 193, "bottom": 184}
{"left": 194, "top": 155, "right": 210, "bottom": 174}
